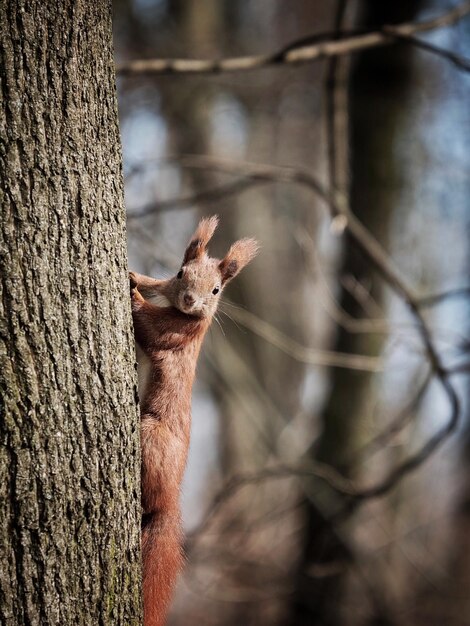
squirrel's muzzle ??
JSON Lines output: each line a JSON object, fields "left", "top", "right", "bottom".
{"left": 183, "top": 293, "right": 195, "bottom": 307}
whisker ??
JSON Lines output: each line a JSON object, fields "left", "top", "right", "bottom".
{"left": 218, "top": 308, "right": 243, "bottom": 333}
{"left": 157, "top": 268, "right": 173, "bottom": 279}
{"left": 213, "top": 313, "right": 226, "bottom": 337}
{"left": 219, "top": 297, "right": 247, "bottom": 311}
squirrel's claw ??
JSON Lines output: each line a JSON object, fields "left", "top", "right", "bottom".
{"left": 129, "top": 271, "right": 145, "bottom": 304}
{"left": 129, "top": 271, "right": 138, "bottom": 290}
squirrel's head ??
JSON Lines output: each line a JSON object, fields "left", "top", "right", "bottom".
{"left": 164, "top": 215, "right": 259, "bottom": 319}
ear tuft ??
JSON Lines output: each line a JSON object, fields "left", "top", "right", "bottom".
{"left": 183, "top": 215, "right": 219, "bottom": 264}
{"left": 219, "top": 237, "right": 260, "bottom": 284}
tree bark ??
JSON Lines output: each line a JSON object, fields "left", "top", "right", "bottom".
{"left": 0, "top": 1, "right": 142, "bottom": 625}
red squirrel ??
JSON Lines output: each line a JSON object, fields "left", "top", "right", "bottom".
{"left": 129, "top": 215, "right": 259, "bottom": 626}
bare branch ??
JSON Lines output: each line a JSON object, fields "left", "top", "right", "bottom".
{"left": 353, "top": 378, "right": 458, "bottom": 502}
{"left": 117, "top": 2, "right": 470, "bottom": 76}
{"left": 126, "top": 178, "right": 268, "bottom": 218}
{"left": 186, "top": 463, "right": 357, "bottom": 545}
{"left": 342, "top": 370, "right": 433, "bottom": 469}
{"left": 446, "top": 361, "right": 470, "bottom": 375}
{"left": 221, "top": 305, "right": 383, "bottom": 372}
{"left": 417, "top": 286, "right": 470, "bottom": 308}
{"left": 382, "top": 28, "right": 470, "bottom": 72}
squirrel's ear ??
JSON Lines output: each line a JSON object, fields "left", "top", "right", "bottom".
{"left": 219, "top": 238, "right": 259, "bottom": 284}
{"left": 183, "top": 215, "right": 219, "bottom": 264}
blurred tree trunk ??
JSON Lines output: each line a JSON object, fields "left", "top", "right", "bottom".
{"left": 0, "top": 1, "right": 141, "bottom": 625}
{"left": 288, "top": 2, "right": 424, "bottom": 625}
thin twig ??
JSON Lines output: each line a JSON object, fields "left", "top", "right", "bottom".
{"left": 117, "top": 2, "right": 470, "bottom": 76}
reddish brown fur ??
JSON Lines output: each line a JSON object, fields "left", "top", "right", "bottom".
{"left": 130, "top": 216, "right": 258, "bottom": 626}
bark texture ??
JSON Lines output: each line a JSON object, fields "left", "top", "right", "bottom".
{"left": 0, "top": 1, "right": 142, "bottom": 624}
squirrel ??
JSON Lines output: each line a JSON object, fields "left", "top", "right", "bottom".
{"left": 129, "top": 215, "right": 259, "bottom": 626}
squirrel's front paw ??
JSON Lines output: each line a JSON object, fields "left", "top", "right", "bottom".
{"left": 129, "top": 271, "right": 138, "bottom": 291}
{"left": 129, "top": 272, "right": 144, "bottom": 301}
{"left": 129, "top": 276, "right": 145, "bottom": 308}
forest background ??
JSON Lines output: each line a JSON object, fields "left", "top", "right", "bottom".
{"left": 116, "top": 1, "right": 470, "bottom": 625}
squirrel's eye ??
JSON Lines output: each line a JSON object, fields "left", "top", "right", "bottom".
{"left": 177, "top": 269, "right": 183, "bottom": 279}
{"left": 212, "top": 286, "right": 220, "bottom": 295}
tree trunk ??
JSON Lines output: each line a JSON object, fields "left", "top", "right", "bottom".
{"left": 0, "top": 1, "right": 142, "bottom": 625}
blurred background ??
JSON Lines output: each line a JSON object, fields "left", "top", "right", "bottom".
{"left": 113, "top": 1, "right": 470, "bottom": 624}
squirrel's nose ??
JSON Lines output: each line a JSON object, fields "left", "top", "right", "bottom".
{"left": 184, "top": 293, "right": 195, "bottom": 306}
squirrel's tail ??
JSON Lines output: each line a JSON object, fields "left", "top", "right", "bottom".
{"left": 142, "top": 510, "right": 184, "bottom": 626}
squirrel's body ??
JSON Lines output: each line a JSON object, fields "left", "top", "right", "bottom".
{"left": 130, "top": 217, "right": 258, "bottom": 626}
